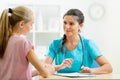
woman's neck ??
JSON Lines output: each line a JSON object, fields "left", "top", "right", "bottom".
{"left": 65, "top": 34, "right": 80, "bottom": 50}
{"left": 66, "top": 34, "right": 80, "bottom": 43}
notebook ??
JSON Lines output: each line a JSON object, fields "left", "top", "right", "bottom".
{"left": 54, "top": 72, "right": 96, "bottom": 78}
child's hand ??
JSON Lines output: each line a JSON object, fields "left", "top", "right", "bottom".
{"left": 45, "top": 64, "right": 55, "bottom": 74}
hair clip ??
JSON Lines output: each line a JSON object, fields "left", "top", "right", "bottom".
{"left": 9, "top": 8, "right": 12, "bottom": 13}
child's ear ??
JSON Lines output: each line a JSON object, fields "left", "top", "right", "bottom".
{"left": 19, "top": 21, "right": 25, "bottom": 29}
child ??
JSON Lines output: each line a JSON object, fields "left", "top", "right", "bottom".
{"left": 0, "top": 6, "right": 55, "bottom": 80}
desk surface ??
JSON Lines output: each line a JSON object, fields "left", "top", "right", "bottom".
{"left": 40, "top": 73, "right": 120, "bottom": 80}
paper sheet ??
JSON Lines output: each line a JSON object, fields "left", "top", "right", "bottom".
{"left": 54, "top": 72, "right": 96, "bottom": 78}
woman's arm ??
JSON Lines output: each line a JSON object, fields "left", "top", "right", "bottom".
{"left": 44, "top": 56, "right": 73, "bottom": 71}
{"left": 44, "top": 56, "right": 61, "bottom": 71}
{"left": 27, "top": 49, "right": 55, "bottom": 78}
{"left": 81, "top": 55, "right": 113, "bottom": 74}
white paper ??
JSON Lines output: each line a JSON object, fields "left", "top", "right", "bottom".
{"left": 54, "top": 72, "right": 96, "bottom": 78}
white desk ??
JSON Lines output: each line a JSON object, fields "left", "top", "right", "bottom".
{"left": 40, "top": 73, "right": 120, "bottom": 80}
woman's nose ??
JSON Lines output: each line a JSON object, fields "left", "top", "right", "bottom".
{"left": 65, "top": 24, "right": 70, "bottom": 29}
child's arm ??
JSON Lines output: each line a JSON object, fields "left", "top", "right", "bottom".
{"left": 27, "top": 49, "right": 55, "bottom": 78}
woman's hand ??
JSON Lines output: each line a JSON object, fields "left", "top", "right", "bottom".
{"left": 80, "top": 66, "right": 92, "bottom": 73}
{"left": 60, "top": 58, "right": 73, "bottom": 69}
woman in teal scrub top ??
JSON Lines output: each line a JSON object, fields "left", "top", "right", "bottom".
{"left": 44, "top": 9, "right": 112, "bottom": 74}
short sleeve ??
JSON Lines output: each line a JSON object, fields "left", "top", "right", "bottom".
{"left": 45, "top": 41, "right": 56, "bottom": 60}
{"left": 24, "top": 39, "right": 34, "bottom": 57}
{"left": 86, "top": 40, "right": 102, "bottom": 59}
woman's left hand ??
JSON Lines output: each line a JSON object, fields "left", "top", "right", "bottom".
{"left": 80, "top": 66, "right": 92, "bottom": 73}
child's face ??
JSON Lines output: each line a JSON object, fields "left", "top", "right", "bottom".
{"left": 21, "top": 17, "right": 34, "bottom": 35}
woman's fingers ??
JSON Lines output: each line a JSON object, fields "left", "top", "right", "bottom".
{"left": 62, "top": 58, "right": 73, "bottom": 68}
{"left": 65, "top": 58, "right": 73, "bottom": 64}
{"left": 80, "top": 66, "right": 91, "bottom": 73}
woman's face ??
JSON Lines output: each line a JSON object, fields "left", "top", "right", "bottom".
{"left": 63, "top": 15, "right": 82, "bottom": 37}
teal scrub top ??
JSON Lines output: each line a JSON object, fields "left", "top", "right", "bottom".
{"left": 46, "top": 36, "right": 102, "bottom": 73}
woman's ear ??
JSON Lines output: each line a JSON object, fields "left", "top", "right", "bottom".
{"left": 19, "top": 21, "right": 25, "bottom": 29}
{"left": 78, "top": 23, "right": 83, "bottom": 31}
{"left": 80, "top": 23, "right": 83, "bottom": 27}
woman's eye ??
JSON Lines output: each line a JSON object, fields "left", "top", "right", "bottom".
{"left": 69, "top": 22, "right": 74, "bottom": 25}
{"left": 64, "top": 21, "right": 67, "bottom": 25}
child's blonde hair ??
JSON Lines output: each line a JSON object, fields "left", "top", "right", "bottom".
{"left": 0, "top": 6, "right": 33, "bottom": 59}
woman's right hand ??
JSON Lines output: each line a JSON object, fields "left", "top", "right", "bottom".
{"left": 60, "top": 58, "right": 73, "bottom": 69}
